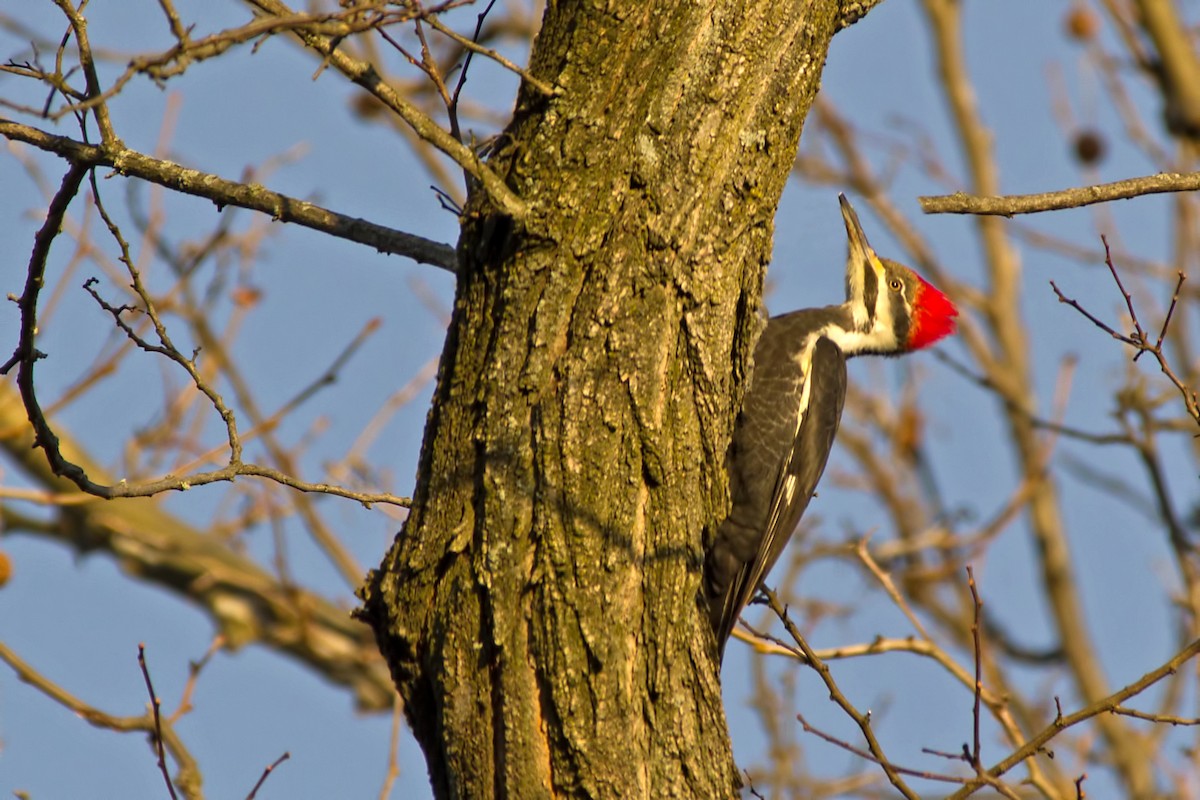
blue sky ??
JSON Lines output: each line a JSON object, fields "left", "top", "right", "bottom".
{"left": 2, "top": 1, "right": 1197, "bottom": 797}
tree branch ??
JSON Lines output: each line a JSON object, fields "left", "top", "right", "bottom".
{"left": 920, "top": 171, "right": 1200, "bottom": 216}
{"left": 1051, "top": 238, "right": 1200, "bottom": 429}
{"left": 0, "top": 384, "right": 395, "bottom": 711}
{"left": 764, "top": 588, "right": 920, "bottom": 799}
{"left": 0, "top": 120, "right": 458, "bottom": 272}
{"left": 244, "top": 0, "right": 527, "bottom": 219}
{"left": 0, "top": 640, "right": 203, "bottom": 799}
{"left": 947, "top": 636, "right": 1200, "bottom": 798}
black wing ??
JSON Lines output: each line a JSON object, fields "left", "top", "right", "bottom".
{"left": 706, "top": 332, "right": 847, "bottom": 660}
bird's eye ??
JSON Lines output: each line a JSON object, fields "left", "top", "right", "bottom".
{"left": 888, "top": 278, "right": 903, "bottom": 292}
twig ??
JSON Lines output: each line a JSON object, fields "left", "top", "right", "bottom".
{"left": 920, "top": 171, "right": 1200, "bottom": 216}
{"left": 0, "top": 638, "right": 204, "bottom": 797}
{"left": 155, "top": 0, "right": 191, "bottom": 46}
{"left": 931, "top": 349, "right": 1130, "bottom": 445}
{"left": 855, "top": 538, "right": 933, "bottom": 641}
{"left": 423, "top": 6, "right": 557, "bottom": 98}
{"left": 1153, "top": 270, "right": 1184, "bottom": 352}
{"left": 447, "top": 0, "right": 496, "bottom": 141}
{"left": 170, "top": 636, "right": 224, "bottom": 724}
{"left": 1110, "top": 705, "right": 1200, "bottom": 725}
{"left": 88, "top": 169, "right": 244, "bottom": 460}
{"left": 742, "top": 770, "right": 767, "bottom": 799}
{"left": 90, "top": 183, "right": 412, "bottom": 508}
{"left": 763, "top": 587, "right": 920, "bottom": 799}
{"left": 431, "top": 183, "right": 464, "bottom": 215}
{"left": 795, "top": 711, "right": 964, "bottom": 783}
{"left": 3, "top": 188, "right": 408, "bottom": 506}
{"left": 5, "top": 6, "right": 430, "bottom": 120}
{"left": 966, "top": 566, "right": 983, "bottom": 772}
{"left": 945, "top": 636, "right": 1200, "bottom": 798}
{"left": 245, "top": 752, "right": 291, "bottom": 800}
{"left": 0, "top": 146, "right": 408, "bottom": 508}
{"left": 139, "top": 644, "right": 180, "bottom": 800}
{"left": 1, "top": 163, "right": 92, "bottom": 482}
{"left": 52, "top": 0, "right": 116, "bottom": 142}
{"left": 244, "top": 0, "right": 526, "bottom": 219}
{"left": 1051, "top": 238, "right": 1200, "bottom": 429}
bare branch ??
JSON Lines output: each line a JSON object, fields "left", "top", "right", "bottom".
{"left": 0, "top": 639, "right": 204, "bottom": 799}
{"left": 422, "top": 11, "right": 557, "bottom": 99}
{"left": 2, "top": 162, "right": 92, "bottom": 484}
{"left": 763, "top": 587, "right": 920, "bottom": 799}
{"left": 920, "top": 171, "right": 1200, "bottom": 217}
{"left": 0, "top": 383, "right": 396, "bottom": 711}
{"left": 1111, "top": 705, "right": 1200, "bottom": 726}
{"left": 794, "top": 711, "right": 966, "bottom": 784}
{"left": 946, "top": 636, "right": 1200, "bottom": 798}
{"left": 139, "top": 644, "right": 181, "bottom": 800}
{"left": 52, "top": 0, "right": 116, "bottom": 141}
{"left": 244, "top": 0, "right": 527, "bottom": 219}
{"left": 0, "top": 121, "right": 458, "bottom": 272}
{"left": 3, "top": 181, "right": 411, "bottom": 507}
{"left": 1051, "top": 239, "right": 1200, "bottom": 429}
{"left": 966, "top": 566, "right": 983, "bottom": 773}
{"left": 922, "top": 0, "right": 1154, "bottom": 790}
{"left": 245, "top": 752, "right": 291, "bottom": 800}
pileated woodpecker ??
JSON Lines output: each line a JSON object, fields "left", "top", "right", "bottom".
{"left": 705, "top": 194, "right": 958, "bottom": 660}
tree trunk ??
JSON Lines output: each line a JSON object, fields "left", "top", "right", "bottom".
{"left": 359, "top": 2, "right": 876, "bottom": 796}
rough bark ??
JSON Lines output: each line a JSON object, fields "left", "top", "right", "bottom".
{"left": 359, "top": 1, "right": 869, "bottom": 796}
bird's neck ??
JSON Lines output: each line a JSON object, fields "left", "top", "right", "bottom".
{"left": 822, "top": 301, "right": 900, "bottom": 357}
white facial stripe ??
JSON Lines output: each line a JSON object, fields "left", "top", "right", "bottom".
{"left": 827, "top": 263, "right": 914, "bottom": 355}
{"left": 872, "top": 259, "right": 895, "bottom": 340}
{"left": 846, "top": 242, "right": 870, "bottom": 330}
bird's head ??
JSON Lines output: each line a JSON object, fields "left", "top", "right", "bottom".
{"left": 834, "top": 194, "right": 958, "bottom": 356}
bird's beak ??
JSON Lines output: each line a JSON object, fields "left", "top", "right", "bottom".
{"left": 838, "top": 193, "right": 878, "bottom": 328}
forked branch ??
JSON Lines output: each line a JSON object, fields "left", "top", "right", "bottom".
{"left": 1050, "top": 237, "right": 1199, "bottom": 429}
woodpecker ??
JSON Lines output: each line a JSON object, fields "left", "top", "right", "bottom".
{"left": 705, "top": 194, "right": 958, "bottom": 661}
